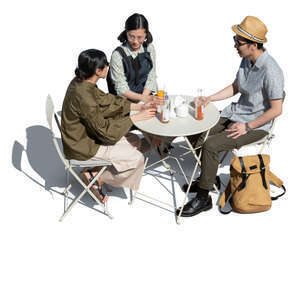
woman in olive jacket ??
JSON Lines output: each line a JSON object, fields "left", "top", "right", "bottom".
{"left": 61, "top": 49, "right": 157, "bottom": 202}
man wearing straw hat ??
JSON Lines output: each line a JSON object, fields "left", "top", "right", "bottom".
{"left": 177, "top": 16, "right": 284, "bottom": 217}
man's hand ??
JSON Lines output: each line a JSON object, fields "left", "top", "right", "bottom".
{"left": 194, "top": 96, "right": 211, "bottom": 107}
{"left": 225, "top": 122, "right": 247, "bottom": 139}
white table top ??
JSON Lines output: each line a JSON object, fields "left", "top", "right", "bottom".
{"left": 131, "top": 96, "right": 220, "bottom": 137}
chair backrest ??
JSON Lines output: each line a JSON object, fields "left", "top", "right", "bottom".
{"left": 46, "top": 95, "right": 69, "bottom": 167}
{"left": 258, "top": 90, "right": 286, "bottom": 152}
{"left": 46, "top": 95, "right": 54, "bottom": 132}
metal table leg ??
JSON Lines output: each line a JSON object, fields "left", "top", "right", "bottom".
{"left": 176, "top": 130, "right": 211, "bottom": 224}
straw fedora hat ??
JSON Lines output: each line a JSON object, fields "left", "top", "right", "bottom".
{"left": 232, "top": 16, "right": 268, "bottom": 43}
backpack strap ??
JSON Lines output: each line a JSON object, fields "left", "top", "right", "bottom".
{"left": 271, "top": 185, "right": 286, "bottom": 200}
{"left": 237, "top": 157, "right": 249, "bottom": 191}
{"left": 269, "top": 171, "right": 286, "bottom": 200}
{"left": 258, "top": 154, "right": 268, "bottom": 189}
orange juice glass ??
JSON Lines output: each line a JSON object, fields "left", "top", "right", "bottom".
{"left": 195, "top": 98, "right": 204, "bottom": 120}
{"left": 157, "top": 90, "right": 164, "bottom": 99}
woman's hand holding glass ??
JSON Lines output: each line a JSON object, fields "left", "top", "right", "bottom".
{"left": 152, "top": 95, "right": 165, "bottom": 106}
{"left": 131, "top": 107, "right": 157, "bottom": 123}
{"left": 142, "top": 101, "right": 156, "bottom": 110}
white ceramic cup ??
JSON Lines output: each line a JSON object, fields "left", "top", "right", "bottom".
{"left": 175, "top": 104, "right": 188, "bottom": 117}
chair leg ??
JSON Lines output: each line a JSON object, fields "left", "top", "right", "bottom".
{"left": 63, "top": 169, "right": 70, "bottom": 212}
{"left": 213, "top": 183, "right": 220, "bottom": 195}
{"left": 144, "top": 156, "right": 149, "bottom": 169}
{"left": 129, "top": 189, "right": 137, "bottom": 205}
{"left": 59, "top": 166, "right": 113, "bottom": 221}
{"left": 59, "top": 184, "right": 90, "bottom": 221}
{"left": 103, "top": 202, "right": 113, "bottom": 219}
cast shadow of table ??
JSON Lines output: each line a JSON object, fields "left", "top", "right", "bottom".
{"left": 137, "top": 138, "right": 233, "bottom": 214}
{"left": 11, "top": 125, "right": 128, "bottom": 217}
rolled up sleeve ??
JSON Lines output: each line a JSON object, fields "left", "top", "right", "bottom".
{"left": 264, "top": 67, "right": 284, "bottom": 100}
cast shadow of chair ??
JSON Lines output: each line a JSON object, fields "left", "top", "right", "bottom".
{"left": 11, "top": 125, "right": 127, "bottom": 216}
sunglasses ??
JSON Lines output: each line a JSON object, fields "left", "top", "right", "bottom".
{"left": 233, "top": 36, "right": 249, "bottom": 47}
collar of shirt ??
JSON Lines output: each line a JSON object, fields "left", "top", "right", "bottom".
{"left": 124, "top": 42, "right": 145, "bottom": 58}
{"left": 249, "top": 50, "right": 269, "bottom": 70}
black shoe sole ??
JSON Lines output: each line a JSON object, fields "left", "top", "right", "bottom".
{"left": 176, "top": 202, "right": 213, "bottom": 217}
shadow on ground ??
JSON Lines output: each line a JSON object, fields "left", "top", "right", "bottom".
{"left": 12, "top": 126, "right": 233, "bottom": 218}
{"left": 12, "top": 125, "right": 128, "bottom": 218}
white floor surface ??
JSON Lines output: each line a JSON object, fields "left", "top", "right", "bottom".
{"left": 2, "top": 1, "right": 300, "bottom": 299}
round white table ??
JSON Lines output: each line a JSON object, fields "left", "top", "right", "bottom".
{"left": 131, "top": 98, "right": 220, "bottom": 138}
{"left": 131, "top": 96, "right": 220, "bottom": 224}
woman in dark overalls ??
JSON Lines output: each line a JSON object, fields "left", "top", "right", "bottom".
{"left": 107, "top": 13, "right": 158, "bottom": 104}
{"left": 107, "top": 13, "right": 163, "bottom": 148}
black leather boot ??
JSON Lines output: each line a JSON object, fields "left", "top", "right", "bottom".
{"left": 176, "top": 194, "right": 212, "bottom": 217}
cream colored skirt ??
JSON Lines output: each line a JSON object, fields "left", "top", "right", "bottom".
{"left": 91, "top": 133, "right": 144, "bottom": 191}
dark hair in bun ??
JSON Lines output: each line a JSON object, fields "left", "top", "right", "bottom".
{"left": 118, "top": 13, "right": 153, "bottom": 47}
{"left": 75, "top": 49, "right": 109, "bottom": 80}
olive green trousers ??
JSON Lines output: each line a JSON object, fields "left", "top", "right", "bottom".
{"left": 188, "top": 117, "right": 268, "bottom": 191}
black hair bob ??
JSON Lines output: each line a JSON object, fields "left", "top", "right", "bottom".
{"left": 242, "top": 37, "right": 265, "bottom": 50}
{"left": 118, "top": 13, "right": 153, "bottom": 47}
{"left": 248, "top": 41, "right": 265, "bottom": 50}
{"left": 75, "top": 49, "right": 109, "bottom": 80}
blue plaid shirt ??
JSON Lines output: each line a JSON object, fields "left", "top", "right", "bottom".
{"left": 221, "top": 51, "right": 284, "bottom": 131}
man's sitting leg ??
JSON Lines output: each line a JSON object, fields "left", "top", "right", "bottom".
{"left": 178, "top": 127, "right": 268, "bottom": 217}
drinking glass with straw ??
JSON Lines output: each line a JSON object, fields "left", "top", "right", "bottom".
{"left": 195, "top": 88, "right": 204, "bottom": 120}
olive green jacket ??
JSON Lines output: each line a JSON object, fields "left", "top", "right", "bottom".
{"left": 61, "top": 78, "right": 133, "bottom": 160}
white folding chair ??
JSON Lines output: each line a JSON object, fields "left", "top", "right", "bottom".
{"left": 45, "top": 95, "right": 113, "bottom": 221}
{"left": 219, "top": 118, "right": 277, "bottom": 163}
{"left": 221, "top": 91, "right": 285, "bottom": 160}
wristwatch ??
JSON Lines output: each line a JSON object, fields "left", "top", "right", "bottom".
{"left": 245, "top": 122, "right": 252, "bottom": 132}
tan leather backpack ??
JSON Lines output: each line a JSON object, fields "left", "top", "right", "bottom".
{"left": 219, "top": 154, "right": 286, "bottom": 214}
